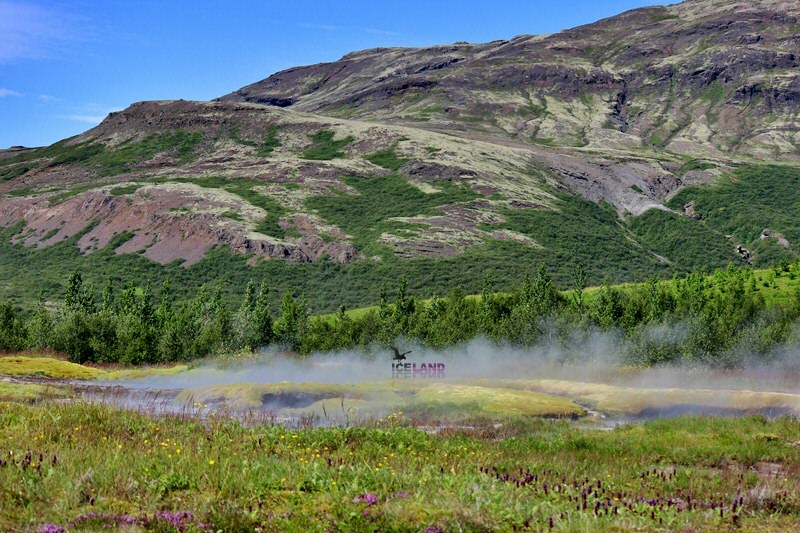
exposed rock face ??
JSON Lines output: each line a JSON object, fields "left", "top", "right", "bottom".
{"left": 683, "top": 201, "right": 702, "bottom": 220}
{"left": 0, "top": 184, "right": 358, "bottom": 266}
{"left": 761, "top": 230, "right": 792, "bottom": 249}
{"left": 220, "top": 0, "right": 800, "bottom": 160}
{"left": 1, "top": 0, "right": 798, "bottom": 268}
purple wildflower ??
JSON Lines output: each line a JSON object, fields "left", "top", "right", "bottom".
{"left": 38, "top": 524, "right": 64, "bottom": 533}
{"left": 155, "top": 510, "right": 194, "bottom": 528}
{"left": 353, "top": 493, "right": 379, "bottom": 506}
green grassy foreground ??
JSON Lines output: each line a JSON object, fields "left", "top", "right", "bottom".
{"left": 2, "top": 401, "right": 800, "bottom": 531}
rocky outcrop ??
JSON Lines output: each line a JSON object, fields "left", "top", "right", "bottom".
{"left": 218, "top": 0, "right": 800, "bottom": 159}
{"left": 0, "top": 184, "right": 358, "bottom": 266}
{"left": 1, "top": 0, "right": 798, "bottom": 269}
{"left": 761, "top": 230, "right": 792, "bottom": 249}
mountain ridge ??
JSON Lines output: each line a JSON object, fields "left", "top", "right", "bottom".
{"left": 0, "top": 0, "right": 799, "bottom": 310}
{"left": 219, "top": 0, "right": 800, "bottom": 162}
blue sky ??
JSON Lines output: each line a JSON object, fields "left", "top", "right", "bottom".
{"left": 0, "top": 0, "right": 668, "bottom": 149}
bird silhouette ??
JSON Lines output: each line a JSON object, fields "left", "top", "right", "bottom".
{"left": 390, "top": 345, "right": 412, "bottom": 361}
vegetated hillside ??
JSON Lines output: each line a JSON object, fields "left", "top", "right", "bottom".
{"left": 0, "top": 0, "right": 799, "bottom": 312}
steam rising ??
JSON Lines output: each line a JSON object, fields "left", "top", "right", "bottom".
{"left": 105, "top": 323, "right": 800, "bottom": 421}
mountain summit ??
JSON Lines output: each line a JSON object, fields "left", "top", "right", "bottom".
{"left": 220, "top": 0, "right": 800, "bottom": 161}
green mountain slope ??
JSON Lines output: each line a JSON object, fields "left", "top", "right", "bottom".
{"left": 1, "top": 0, "right": 799, "bottom": 312}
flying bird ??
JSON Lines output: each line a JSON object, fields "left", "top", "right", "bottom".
{"left": 390, "top": 345, "right": 411, "bottom": 361}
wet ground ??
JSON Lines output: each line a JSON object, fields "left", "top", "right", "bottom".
{"left": 4, "top": 370, "right": 799, "bottom": 430}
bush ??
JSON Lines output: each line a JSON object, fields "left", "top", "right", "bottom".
{"left": 364, "top": 148, "right": 409, "bottom": 171}
{"left": 301, "top": 130, "right": 354, "bottom": 160}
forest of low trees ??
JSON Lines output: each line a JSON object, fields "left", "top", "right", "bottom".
{"left": 2, "top": 263, "right": 800, "bottom": 368}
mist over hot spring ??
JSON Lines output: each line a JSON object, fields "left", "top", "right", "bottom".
{"left": 101, "top": 322, "right": 800, "bottom": 421}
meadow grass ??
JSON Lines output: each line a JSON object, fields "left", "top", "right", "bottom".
{"left": 0, "top": 383, "right": 73, "bottom": 402}
{"left": 0, "top": 354, "right": 190, "bottom": 382}
{"left": 1, "top": 401, "right": 799, "bottom": 531}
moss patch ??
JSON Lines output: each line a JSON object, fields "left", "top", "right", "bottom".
{"left": 411, "top": 383, "right": 585, "bottom": 417}
{"left": 0, "top": 356, "right": 106, "bottom": 380}
{"left": 468, "top": 378, "right": 800, "bottom": 416}
{"left": 102, "top": 365, "right": 190, "bottom": 381}
{"left": 175, "top": 380, "right": 585, "bottom": 418}
{"left": 364, "top": 148, "right": 409, "bottom": 171}
{"left": 302, "top": 130, "right": 354, "bottom": 160}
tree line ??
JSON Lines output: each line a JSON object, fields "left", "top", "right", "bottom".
{"left": 2, "top": 263, "right": 800, "bottom": 367}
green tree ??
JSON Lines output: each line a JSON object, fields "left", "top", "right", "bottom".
{"left": 27, "top": 297, "right": 53, "bottom": 350}
{"left": 530, "top": 264, "right": 562, "bottom": 316}
{"left": 479, "top": 272, "right": 496, "bottom": 335}
{"left": 51, "top": 312, "right": 95, "bottom": 364}
{"left": 392, "top": 277, "right": 416, "bottom": 337}
{"left": 158, "top": 306, "right": 197, "bottom": 362}
{"left": 252, "top": 281, "right": 274, "bottom": 348}
{"left": 423, "top": 287, "right": 479, "bottom": 348}
{"left": 115, "top": 282, "right": 157, "bottom": 365}
{"left": 64, "top": 271, "right": 95, "bottom": 314}
{"left": 0, "top": 301, "right": 26, "bottom": 350}
{"left": 274, "top": 291, "right": 308, "bottom": 352}
{"left": 593, "top": 284, "right": 625, "bottom": 330}
{"left": 232, "top": 280, "right": 273, "bottom": 350}
{"left": 571, "top": 262, "right": 587, "bottom": 317}
{"left": 155, "top": 277, "right": 174, "bottom": 330}
{"left": 101, "top": 278, "right": 115, "bottom": 313}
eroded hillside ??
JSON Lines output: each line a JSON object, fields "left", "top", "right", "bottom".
{"left": 0, "top": 100, "right": 568, "bottom": 265}
{"left": 1, "top": 0, "right": 799, "bottom": 309}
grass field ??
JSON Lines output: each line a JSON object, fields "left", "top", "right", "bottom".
{"left": 3, "top": 352, "right": 800, "bottom": 530}
{"left": 0, "top": 383, "right": 73, "bottom": 402}
{"left": 1, "top": 401, "right": 799, "bottom": 531}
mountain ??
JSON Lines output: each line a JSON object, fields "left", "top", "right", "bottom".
{"left": 221, "top": 0, "right": 800, "bottom": 163}
{"left": 1, "top": 0, "right": 799, "bottom": 311}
